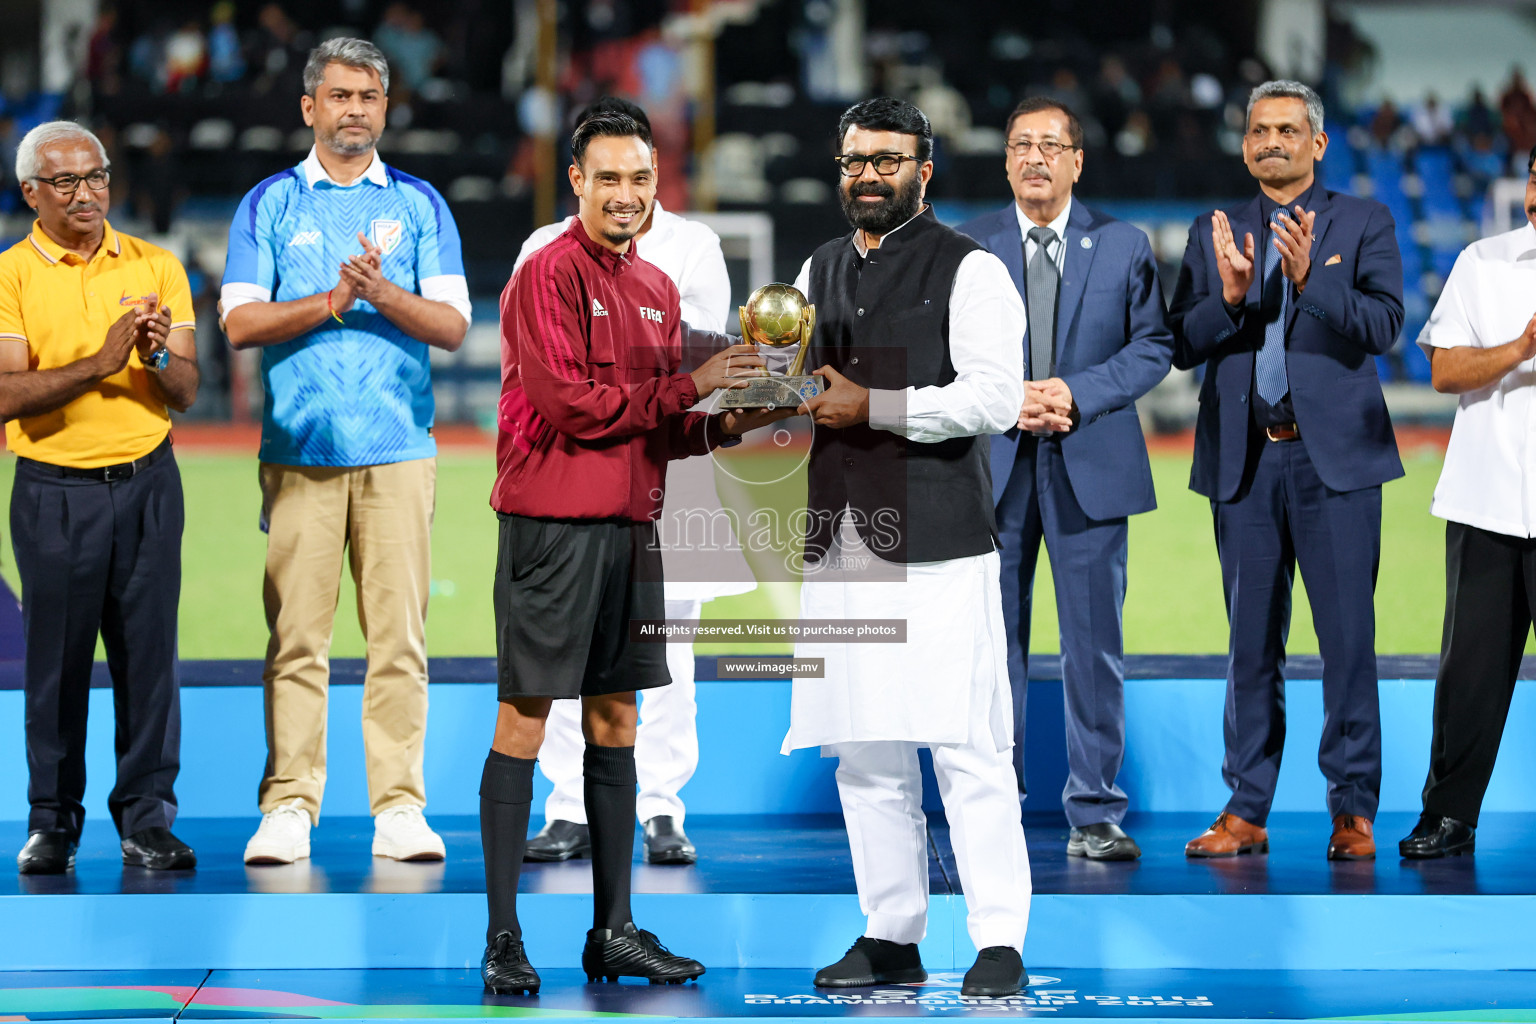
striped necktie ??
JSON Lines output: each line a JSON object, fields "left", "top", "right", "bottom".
{"left": 1254, "top": 211, "right": 1290, "bottom": 405}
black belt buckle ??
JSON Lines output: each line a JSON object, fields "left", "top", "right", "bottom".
{"left": 99, "top": 459, "right": 139, "bottom": 482}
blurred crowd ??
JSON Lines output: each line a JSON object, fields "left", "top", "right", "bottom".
{"left": 1355, "top": 72, "right": 1536, "bottom": 194}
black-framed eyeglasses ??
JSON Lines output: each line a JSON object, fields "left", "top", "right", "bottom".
{"left": 33, "top": 169, "right": 111, "bottom": 195}
{"left": 834, "top": 153, "right": 919, "bottom": 176}
{"left": 1005, "top": 139, "right": 1076, "bottom": 159}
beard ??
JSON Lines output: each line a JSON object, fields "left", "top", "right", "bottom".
{"left": 840, "top": 171, "right": 923, "bottom": 236}
{"left": 599, "top": 201, "right": 646, "bottom": 246}
{"left": 320, "top": 118, "right": 380, "bottom": 156}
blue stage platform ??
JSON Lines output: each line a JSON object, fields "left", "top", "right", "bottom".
{"left": 3, "top": 657, "right": 1534, "bottom": 1022}
{"left": 3, "top": 811, "right": 1535, "bottom": 974}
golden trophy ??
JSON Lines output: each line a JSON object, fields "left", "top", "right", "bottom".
{"left": 718, "top": 283, "right": 825, "bottom": 410}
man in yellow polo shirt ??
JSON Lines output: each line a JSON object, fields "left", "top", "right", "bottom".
{"left": 0, "top": 121, "right": 200, "bottom": 874}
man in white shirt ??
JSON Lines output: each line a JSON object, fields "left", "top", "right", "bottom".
{"left": 511, "top": 98, "right": 750, "bottom": 866}
{"left": 782, "top": 98, "right": 1031, "bottom": 998}
{"left": 1400, "top": 145, "right": 1536, "bottom": 860}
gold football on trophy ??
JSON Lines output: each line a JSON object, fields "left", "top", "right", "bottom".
{"left": 742, "top": 284, "right": 810, "bottom": 347}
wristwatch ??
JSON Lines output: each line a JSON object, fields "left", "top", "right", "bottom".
{"left": 144, "top": 348, "right": 170, "bottom": 373}
{"left": 711, "top": 412, "right": 743, "bottom": 449}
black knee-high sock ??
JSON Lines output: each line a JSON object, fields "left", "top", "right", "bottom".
{"left": 584, "top": 743, "right": 637, "bottom": 931}
{"left": 481, "top": 750, "right": 535, "bottom": 943}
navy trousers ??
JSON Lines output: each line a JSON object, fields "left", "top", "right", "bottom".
{"left": 996, "top": 434, "right": 1130, "bottom": 827}
{"left": 10, "top": 446, "right": 184, "bottom": 839}
{"left": 1212, "top": 433, "right": 1382, "bottom": 826}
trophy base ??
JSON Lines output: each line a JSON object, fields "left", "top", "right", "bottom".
{"left": 718, "top": 374, "right": 825, "bottom": 410}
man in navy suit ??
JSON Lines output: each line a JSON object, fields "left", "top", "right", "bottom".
{"left": 958, "top": 98, "right": 1173, "bottom": 861}
{"left": 1170, "top": 80, "right": 1403, "bottom": 861}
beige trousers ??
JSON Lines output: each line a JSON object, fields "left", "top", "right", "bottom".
{"left": 257, "top": 458, "right": 436, "bottom": 820}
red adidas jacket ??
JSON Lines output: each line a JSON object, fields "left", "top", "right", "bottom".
{"left": 492, "top": 219, "right": 716, "bottom": 521}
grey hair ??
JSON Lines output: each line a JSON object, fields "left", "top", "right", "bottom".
{"left": 14, "top": 121, "right": 109, "bottom": 184}
{"left": 1246, "top": 79, "right": 1325, "bottom": 136}
{"left": 302, "top": 37, "right": 390, "bottom": 97}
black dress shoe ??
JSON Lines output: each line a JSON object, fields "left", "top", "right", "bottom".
{"left": 523, "top": 820, "right": 590, "bottom": 862}
{"left": 482, "top": 931, "right": 541, "bottom": 995}
{"left": 962, "top": 946, "right": 1027, "bottom": 997}
{"left": 1067, "top": 822, "right": 1142, "bottom": 861}
{"left": 582, "top": 922, "right": 704, "bottom": 984}
{"left": 1399, "top": 814, "right": 1475, "bottom": 859}
{"left": 643, "top": 816, "right": 697, "bottom": 865}
{"left": 121, "top": 827, "right": 197, "bottom": 870}
{"left": 17, "top": 831, "right": 77, "bottom": 875}
{"left": 814, "top": 936, "right": 926, "bottom": 987}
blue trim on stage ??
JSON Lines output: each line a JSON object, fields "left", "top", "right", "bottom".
{"left": 0, "top": 653, "right": 1514, "bottom": 690}
{"left": 4, "top": 888, "right": 1536, "bottom": 971}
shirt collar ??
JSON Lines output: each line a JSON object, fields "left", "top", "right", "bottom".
{"left": 1517, "top": 221, "right": 1536, "bottom": 260}
{"left": 641, "top": 200, "right": 671, "bottom": 247}
{"left": 852, "top": 203, "right": 929, "bottom": 257}
{"left": 28, "top": 219, "right": 121, "bottom": 265}
{"left": 1260, "top": 180, "right": 1319, "bottom": 224}
{"left": 301, "top": 146, "right": 389, "bottom": 189}
{"left": 1014, "top": 197, "right": 1074, "bottom": 247}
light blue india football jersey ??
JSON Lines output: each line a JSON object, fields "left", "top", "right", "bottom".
{"left": 221, "top": 148, "right": 468, "bottom": 467}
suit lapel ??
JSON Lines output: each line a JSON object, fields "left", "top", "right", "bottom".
{"left": 1056, "top": 201, "right": 1098, "bottom": 355}
{"left": 990, "top": 208, "right": 1026, "bottom": 298}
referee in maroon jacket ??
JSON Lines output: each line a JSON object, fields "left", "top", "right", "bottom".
{"left": 477, "top": 111, "right": 792, "bottom": 994}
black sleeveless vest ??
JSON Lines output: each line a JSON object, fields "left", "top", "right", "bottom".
{"left": 803, "top": 208, "right": 998, "bottom": 564}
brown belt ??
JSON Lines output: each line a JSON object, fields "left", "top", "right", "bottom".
{"left": 1264, "top": 423, "right": 1300, "bottom": 442}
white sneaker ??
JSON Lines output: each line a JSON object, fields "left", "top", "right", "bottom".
{"left": 372, "top": 805, "right": 445, "bottom": 861}
{"left": 244, "top": 799, "right": 312, "bottom": 864}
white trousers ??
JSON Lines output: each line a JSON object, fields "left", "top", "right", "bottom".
{"left": 831, "top": 738, "right": 1032, "bottom": 952}
{"left": 540, "top": 598, "right": 702, "bottom": 825}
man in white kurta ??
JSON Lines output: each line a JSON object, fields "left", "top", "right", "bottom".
{"left": 512, "top": 102, "right": 752, "bottom": 866}
{"left": 781, "top": 98, "right": 1032, "bottom": 998}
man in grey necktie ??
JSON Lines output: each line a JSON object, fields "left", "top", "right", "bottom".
{"left": 958, "top": 97, "right": 1174, "bottom": 865}
{"left": 1027, "top": 224, "right": 1059, "bottom": 392}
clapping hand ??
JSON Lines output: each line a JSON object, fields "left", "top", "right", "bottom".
{"left": 337, "top": 231, "right": 389, "bottom": 305}
{"left": 1211, "top": 210, "right": 1255, "bottom": 307}
{"left": 1271, "top": 206, "right": 1316, "bottom": 290}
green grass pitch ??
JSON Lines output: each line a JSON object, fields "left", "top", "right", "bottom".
{"left": 0, "top": 447, "right": 1461, "bottom": 660}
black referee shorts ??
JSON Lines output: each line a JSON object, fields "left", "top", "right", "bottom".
{"left": 494, "top": 512, "right": 670, "bottom": 701}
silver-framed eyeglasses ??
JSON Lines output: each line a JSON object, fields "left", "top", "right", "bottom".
{"left": 1005, "top": 139, "right": 1076, "bottom": 159}
{"left": 33, "top": 169, "right": 112, "bottom": 194}
{"left": 834, "top": 153, "right": 919, "bottom": 176}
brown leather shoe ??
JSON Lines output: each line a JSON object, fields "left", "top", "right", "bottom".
{"left": 1327, "top": 814, "right": 1375, "bottom": 861}
{"left": 1185, "top": 812, "right": 1269, "bottom": 858}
